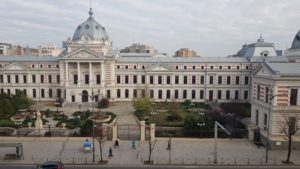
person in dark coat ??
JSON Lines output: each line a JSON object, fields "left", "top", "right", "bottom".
{"left": 109, "top": 147, "right": 113, "bottom": 158}
{"left": 114, "top": 139, "right": 119, "bottom": 148}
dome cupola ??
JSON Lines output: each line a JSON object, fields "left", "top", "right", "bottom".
{"left": 291, "top": 30, "right": 300, "bottom": 49}
{"left": 72, "top": 8, "right": 111, "bottom": 44}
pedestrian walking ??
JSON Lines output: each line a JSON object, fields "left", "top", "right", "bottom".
{"left": 131, "top": 139, "right": 136, "bottom": 149}
{"left": 114, "top": 139, "right": 119, "bottom": 148}
{"left": 109, "top": 147, "right": 113, "bottom": 158}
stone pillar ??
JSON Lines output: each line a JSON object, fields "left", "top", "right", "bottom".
{"left": 101, "top": 63, "right": 105, "bottom": 88}
{"left": 112, "top": 122, "right": 118, "bottom": 141}
{"left": 65, "top": 62, "right": 69, "bottom": 86}
{"left": 140, "top": 121, "right": 145, "bottom": 141}
{"left": 248, "top": 124, "right": 255, "bottom": 141}
{"left": 77, "top": 62, "right": 80, "bottom": 87}
{"left": 102, "top": 123, "right": 108, "bottom": 140}
{"left": 89, "top": 62, "right": 93, "bottom": 87}
{"left": 150, "top": 123, "right": 156, "bottom": 141}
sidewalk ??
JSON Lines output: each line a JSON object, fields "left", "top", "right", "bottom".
{"left": 0, "top": 138, "right": 299, "bottom": 165}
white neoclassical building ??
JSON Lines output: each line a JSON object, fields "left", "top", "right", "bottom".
{"left": 0, "top": 8, "right": 298, "bottom": 106}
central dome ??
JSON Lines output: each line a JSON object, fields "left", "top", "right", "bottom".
{"left": 72, "top": 8, "right": 110, "bottom": 43}
{"left": 291, "top": 30, "right": 300, "bottom": 49}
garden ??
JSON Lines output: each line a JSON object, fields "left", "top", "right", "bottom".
{"left": 133, "top": 97, "right": 251, "bottom": 138}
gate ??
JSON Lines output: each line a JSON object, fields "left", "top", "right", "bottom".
{"left": 118, "top": 124, "right": 140, "bottom": 140}
{"left": 145, "top": 125, "right": 150, "bottom": 140}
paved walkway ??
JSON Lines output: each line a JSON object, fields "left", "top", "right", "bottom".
{"left": 0, "top": 137, "right": 299, "bottom": 165}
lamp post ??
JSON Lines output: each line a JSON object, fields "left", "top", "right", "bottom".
{"left": 150, "top": 102, "right": 157, "bottom": 124}
{"left": 265, "top": 94, "right": 281, "bottom": 163}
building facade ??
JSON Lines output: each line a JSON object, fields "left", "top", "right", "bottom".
{"left": 0, "top": 8, "right": 297, "bottom": 107}
{"left": 175, "top": 48, "right": 197, "bottom": 57}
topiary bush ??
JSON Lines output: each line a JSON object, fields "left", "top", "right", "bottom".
{"left": 98, "top": 98, "right": 109, "bottom": 108}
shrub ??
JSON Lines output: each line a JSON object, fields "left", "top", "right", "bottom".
{"left": 166, "top": 114, "right": 182, "bottom": 122}
{"left": 0, "top": 120, "right": 17, "bottom": 128}
{"left": 98, "top": 98, "right": 109, "bottom": 108}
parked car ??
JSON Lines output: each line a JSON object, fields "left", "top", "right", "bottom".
{"left": 33, "top": 161, "right": 64, "bottom": 169}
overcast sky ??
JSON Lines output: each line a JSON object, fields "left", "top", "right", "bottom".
{"left": 0, "top": 0, "right": 299, "bottom": 56}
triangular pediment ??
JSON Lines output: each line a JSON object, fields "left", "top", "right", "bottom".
{"left": 63, "top": 47, "right": 103, "bottom": 59}
{"left": 148, "top": 63, "right": 170, "bottom": 71}
{"left": 252, "top": 62, "right": 276, "bottom": 77}
{"left": 2, "top": 62, "right": 28, "bottom": 71}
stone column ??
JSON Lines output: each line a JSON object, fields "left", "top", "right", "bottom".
{"left": 150, "top": 123, "right": 156, "bottom": 141}
{"left": 77, "top": 62, "right": 80, "bottom": 87}
{"left": 65, "top": 62, "right": 69, "bottom": 86}
{"left": 89, "top": 62, "right": 93, "bottom": 87}
{"left": 112, "top": 122, "right": 118, "bottom": 141}
{"left": 140, "top": 121, "right": 145, "bottom": 141}
{"left": 101, "top": 63, "right": 106, "bottom": 88}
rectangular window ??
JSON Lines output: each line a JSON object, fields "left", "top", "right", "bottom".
{"left": 133, "top": 89, "right": 137, "bottom": 98}
{"left": 49, "top": 89, "right": 53, "bottom": 98}
{"left": 15, "top": 75, "right": 19, "bottom": 83}
{"left": 183, "top": 90, "right": 187, "bottom": 99}
{"left": 23, "top": 75, "right": 27, "bottom": 83}
{"left": 264, "top": 113, "right": 267, "bottom": 126}
{"left": 235, "top": 76, "right": 239, "bottom": 85}
{"left": 141, "top": 75, "right": 145, "bottom": 84}
{"left": 257, "top": 85, "right": 260, "bottom": 100}
{"left": 72, "top": 95, "right": 75, "bottom": 102}
{"left": 290, "top": 89, "right": 298, "bottom": 106}
{"left": 200, "top": 90, "right": 204, "bottom": 99}
{"left": 57, "top": 89, "right": 61, "bottom": 98}
{"left": 150, "top": 90, "right": 154, "bottom": 98}
{"left": 209, "top": 76, "right": 214, "bottom": 85}
{"left": 158, "top": 76, "right": 162, "bottom": 84}
{"left": 96, "top": 75, "right": 101, "bottom": 84}
{"left": 40, "top": 75, "right": 44, "bottom": 83}
{"left": 133, "top": 75, "right": 137, "bottom": 84}
{"left": 175, "top": 76, "right": 179, "bottom": 84}
{"left": 255, "top": 110, "right": 259, "bottom": 125}
{"left": 117, "top": 75, "right": 120, "bottom": 84}
{"left": 57, "top": 75, "right": 60, "bottom": 84}
{"left": 192, "top": 76, "right": 196, "bottom": 84}
{"left": 7, "top": 75, "right": 10, "bottom": 83}
{"left": 32, "top": 75, "right": 36, "bottom": 83}
{"left": 235, "top": 90, "right": 239, "bottom": 99}
{"left": 107, "top": 90, "right": 111, "bottom": 99}
{"left": 192, "top": 90, "right": 196, "bottom": 99}
{"left": 117, "top": 89, "right": 121, "bottom": 98}
{"left": 158, "top": 90, "right": 162, "bottom": 99}
{"left": 41, "top": 89, "right": 45, "bottom": 98}
{"left": 167, "top": 76, "right": 171, "bottom": 84}
{"left": 289, "top": 117, "right": 297, "bottom": 134}
{"left": 125, "top": 89, "right": 129, "bottom": 98}
{"left": 150, "top": 76, "right": 154, "bottom": 84}
{"left": 0, "top": 75, "right": 3, "bottom": 83}
{"left": 7, "top": 89, "right": 10, "bottom": 95}
{"left": 245, "top": 76, "right": 249, "bottom": 85}
{"left": 74, "top": 75, "right": 78, "bottom": 84}
{"left": 227, "top": 76, "right": 231, "bottom": 85}
{"left": 226, "top": 90, "right": 230, "bottom": 100}
{"left": 174, "top": 90, "right": 178, "bottom": 99}
{"left": 125, "top": 75, "right": 129, "bottom": 84}
{"left": 244, "top": 90, "right": 248, "bottom": 100}
{"left": 85, "top": 75, "right": 89, "bottom": 84}
{"left": 184, "top": 76, "right": 188, "bottom": 84}
{"left": 48, "top": 75, "right": 52, "bottom": 83}
{"left": 209, "top": 90, "right": 213, "bottom": 101}
{"left": 265, "top": 87, "right": 269, "bottom": 103}
{"left": 33, "top": 89, "right": 36, "bottom": 98}
{"left": 141, "top": 90, "right": 145, "bottom": 98}
{"left": 218, "top": 76, "right": 222, "bottom": 85}
{"left": 166, "top": 90, "right": 170, "bottom": 99}
{"left": 218, "top": 90, "right": 222, "bottom": 99}
{"left": 200, "top": 76, "right": 204, "bottom": 84}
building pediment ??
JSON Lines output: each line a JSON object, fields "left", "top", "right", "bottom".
{"left": 148, "top": 63, "right": 170, "bottom": 71}
{"left": 63, "top": 47, "right": 103, "bottom": 59}
{"left": 2, "top": 62, "right": 28, "bottom": 71}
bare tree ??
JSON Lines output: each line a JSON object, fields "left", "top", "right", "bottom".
{"left": 95, "top": 124, "right": 106, "bottom": 163}
{"left": 147, "top": 139, "right": 157, "bottom": 163}
{"left": 278, "top": 116, "right": 299, "bottom": 164}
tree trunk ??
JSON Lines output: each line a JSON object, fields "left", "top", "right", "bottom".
{"left": 99, "top": 142, "right": 103, "bottom": 162}
{"left": 148, "top": 142, "right": 152, "bottom": 162}
{"left": 285, "top": 133, "right": 292, "bottom": 163}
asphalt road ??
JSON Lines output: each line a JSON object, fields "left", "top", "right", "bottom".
{"left": 0, "top": 165, "right": 300, "bottom": 169}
